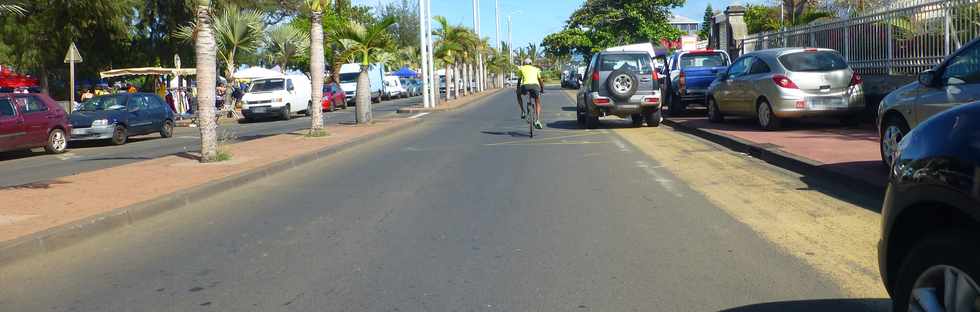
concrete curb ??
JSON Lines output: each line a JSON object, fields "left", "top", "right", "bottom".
{"left": 662, "top": 118, "right": 885, "bottom": 198}
{"left": 0, "top": 118, "right": 423, "bottom": 267}
{"left": 397, "top": 89, "right": 505, "bottom": 114}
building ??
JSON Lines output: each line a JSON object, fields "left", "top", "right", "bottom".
{"left": 670, "top": 15, "right": 700, "bottom": 37}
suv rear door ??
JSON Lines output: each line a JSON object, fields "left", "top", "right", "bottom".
{"left": 596, "top": 53, "right": 657, "bottom": 101}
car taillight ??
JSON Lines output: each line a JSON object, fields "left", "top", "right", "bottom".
{"left": 643, "top": 97, "right": 659, "bottom": 104}
{"left": 772, "top": 74, "right": 799, "bottom": 89}
{"left": 678, "top": 71, "right": 687, "bottom": 93}
{"left": 653, "top": 70, "right": 659, "bottom": 81}
{"left": 850, "top": 73, "right": 863, "bottom": 86}
{"left": 592, "top": 71, "right": 600, "bottom": 82}
{"left": 593, "top": 97, "right": 611, "bottom": 105}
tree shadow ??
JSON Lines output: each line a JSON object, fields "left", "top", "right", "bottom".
{"left": 720, "top": 298, "right": 891, "bottom": 312}
{"left": 480, "top": 130, "right": 530, "bottom": 138}
{"left": 560, "top": 106, "right": 577, "bottom": 112}
{"left": 0, "top": 180, "right": 71, "bottom": 190}
{"left": 546, "top": 120, "right": 583, "bottom": 130}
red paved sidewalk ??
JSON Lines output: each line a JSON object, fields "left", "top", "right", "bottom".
{"left": 667, "top": 116, "right": 888, "bottom": 188}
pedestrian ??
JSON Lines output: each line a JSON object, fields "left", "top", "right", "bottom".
{"left": 127, "top": 84, "right": 137, "bottom": 94}
{"left": 80, "top": 88, "right": 95, "bottom": 101}
{"left": 216, "top": 82, "right": 227, "bottom": 110}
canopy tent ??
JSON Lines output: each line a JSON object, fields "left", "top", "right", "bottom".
{"left": 0, "top": 66, "right": 39, "bottom": 88}
{"left": 392, "top": 67, "right": 418, "bottom": 78}
{"left": 99, "top": 67, "right": 196, "bottom": 79}
{"left": 233, "top": 66, "right": 283, "bottom": 80}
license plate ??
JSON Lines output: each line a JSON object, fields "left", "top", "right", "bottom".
{"left": 618, "top": 105, "right": 638, "bottom": 109}
{"left": 808, "top": 97, "right": 847, "bottom": 109}
{"left": 252, "top": 107, "right": 266, "bottom": 113}
{"left": 71, "top": 129, "right": 87, "bottom": 135}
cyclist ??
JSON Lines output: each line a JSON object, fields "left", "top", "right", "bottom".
{"left": 516, "top": 58, "right": 545, "bottom": 129}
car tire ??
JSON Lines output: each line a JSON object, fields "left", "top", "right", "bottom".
{"left": 281, "top": 104, "right": 291, "bottom": 120}
{"left": 757, "top": 100, "right": 781, "bottom": 130}
{"left": 631, "top": 114, "right": 644, "bottom": 127}
{"left": 892, "top": 231, "right": 980, "bottom": 312}
{"left": 585, "top": 109, "right": 599, "bottom": 129}
{"left": 44, "top": 129, "right": 67, "bottom": 154}
{"left": 645, "top": 109, "right": 661, "bottom": 127}
{"left": 605, "top": 68, "right": 639, "bottom": 102}
{"left": 160, "top": 120, "right": 174, "bottom": 138}
{"left": 669, "top": 93, "right": 686, "bottom": 116}
{"left": 880, "top": 115, "right": 910, "bottom": 167}
{"left": 707, "top": 97, "right": 724, "bottom": 123}
{"left": 111, "top": 125, "right": 128, "bottom": 145}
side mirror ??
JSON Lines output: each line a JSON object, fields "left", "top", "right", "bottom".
{"left": 918, "top": 70, "right": 936, "bottom": 87}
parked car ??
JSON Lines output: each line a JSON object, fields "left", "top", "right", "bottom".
{"left": 561, "top": 72, "right": 581, "bottom": 89}
{"left": 69, "top": 93, "right": 174, "bottom": 145}
{"left": 576, "top": 50, "right": 663, "bottom": 128}
{"left": 878, "top": 37, "right": 980, "bottom": 167}
{"left": 505, "top": 77, "right": 518, "bottom": 87}
{"left": 0, "top": 93, "right": 71, "bottom": 154}
{"left": 241, "top": 74, "right": 313, "bottom": 121}
{"left": 706, "top": 48, "right": 865, "bottom": 130}
{"left": 663, "top": 49, "right": 731, "bottom": 115}
{"left": 338, "top": 63, "right": 384, "bottom": 104}
{"left": 382, "top": 75, "right": 405, "bottom": 100}
{"left": 878, "top": 102, "right": 980, "bottom": 312}
{"left": 321, "top": 82, "right": 347, "bottom": 112}
{"left": 401, "top": 78, "right": 420, "bottom": 97}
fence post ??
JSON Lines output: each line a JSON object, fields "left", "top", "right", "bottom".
{"left": 810, "top": 26, "right": 816, "bottom": 47}
{"left": 843, "top": 17, "right": 850, "bottom": 60}
{"left": 886, "top": 13, "right": 894, "bottom": 75}
{"left": 944, "top": 1, "right": 951, "bottom": 56}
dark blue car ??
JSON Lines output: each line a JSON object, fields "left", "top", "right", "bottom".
{"left": 69, "top": 93, "right": 175, "bottom": 145}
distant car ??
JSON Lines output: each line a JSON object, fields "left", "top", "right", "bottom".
{"left": 241, "top": 74, "right": 313, "bottom": 121}
{"left": 321, "top": 82, "right": 347, "bottom": 111}
{"left": 69, "top": 93, "right": 174, "bottom": 145}
{"left": 878, "top": 102, "right": 980, "bottom": 312}
{"left": 576, "top": 50, "right": 663, "bottom": 128}
{"left": 663, "top": 49, "right": 731, "bottom": 115}
{"left": 561, "top": 73, "right": 581, "bottom": 89}
{"left": 505, "top": 77, "right": 518, "bottom": 87}
{"left": 0, "top": 93, "right": 71, "bottom": 154}
{"left": 878, "top": 37, "right": 980, "bottom": 167}
{"left": 382, "top": 75, "right": 405, "bottom": 100}
{"left": 401, "top": 78, "right": 420, "bottom": 97}
{"left": 707, "top": 48, "right": 865, "bottom": 130}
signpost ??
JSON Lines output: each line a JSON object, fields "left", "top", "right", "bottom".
{"left": 64, "top": 43, "right": 83, "bottom": 113}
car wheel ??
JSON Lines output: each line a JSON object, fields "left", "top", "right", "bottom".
{"left": 893, "top": 231, "right": 980, "bottom": 312}
{"left": 631, "top": 114, "right": 644, "bottom": 127}
{"left": 757, "top": 100, "right": 781, "bottom": 130}
{"left": 44, "top": 129, "right": 67, "bottom": 154}
{"left": 881, "top": 115, "right": 910, "bottom": 167}
{"left": 281, "top": 104, "right": 291, "bottom": 120}
{"left": 111, "top": 125, "right": 128, "bottom": 145}
{"left": 669, "top": 93, "right": 686, "bottom": 116}
{"left": 707, "top": 97, "right": 724, "bottom": 123}
{"left": 159, "top": 120, "right": 174, "bottom": 138}
{"left": 645, "top": 109, "right": 661, "bottom": 127}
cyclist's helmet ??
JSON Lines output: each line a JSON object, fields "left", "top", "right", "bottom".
{"left": 523, "top": 58, "right": 532, "bottom": 65}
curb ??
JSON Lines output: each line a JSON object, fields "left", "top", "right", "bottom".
{"left": 0, "top": 118, "right": 423, "bottom": 267}
{"left": 397, "top": 89, "right": 504, "bottom": 114}
{"left": 662, "top": 118, "right": 886, "bottom": 198}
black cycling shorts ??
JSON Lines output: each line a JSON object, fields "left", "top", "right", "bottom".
{"left": 518, "top": 84, "right": 541, "bottom": 98}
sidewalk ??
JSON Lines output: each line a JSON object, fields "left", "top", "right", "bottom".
{"left": 396, "top": 88, "right": 503, "bottom": 114}
{"left": 665, "top": 115, "right": 887, "bottom": 191}
{"left": 0, "top": 117, "right": 420, "bottom": 265}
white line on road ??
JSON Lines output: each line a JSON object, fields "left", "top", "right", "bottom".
{"left": 410, "top": 112, "right": 430, "bottom": 119}
{"left": 635, "top": 160, "right": 683, "bottom": 198}
{"left": 611, "top": 137, "right": 631, "bottom": 152}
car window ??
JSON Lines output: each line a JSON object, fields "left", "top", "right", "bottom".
{"left": 0, "top": 98, "right": 14, "bottom": 117}
{"left": 287, "top": 79, "right": 294, "bottom": 91}
{"left": 749, "top": 58, "right": 771, "bottom": 74}
{"left": 728, "top": 57, "right": 752, "bottom": 77}
{"left": 250, "top": 79, "right": 285, "bottom": 92}
{"left": 144, "top": 95, "right": 164, "bottom": 110}
{"left": 17, "top": 96, "right": 47, "bottom": 113}
{"left": 130, "top": 95, "right": 151, "bottom": 111}
{"left": 942, "top": 43, "right": 980, "bottom": 84}
{"left": 598, "top": 54, "right": 653, "bottom": 74}
{"left": 680, "top": 52, "right": 728, "bottom": 68}
{"left": 79, "top": 95, "right": 126, "bottom": 111}
{"left": 778, "top": 51, "right": 848, "bottom": 72}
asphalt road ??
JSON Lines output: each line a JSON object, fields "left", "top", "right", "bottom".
{"left": 0, "top": 88, "right": 889, "bottom": 311}
{"left": 0, "top": 96, "right": 420, "bottom": 188}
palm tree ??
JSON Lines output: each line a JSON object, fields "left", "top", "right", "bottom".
{"left": 265, "top": 24, "right": 310, "bottom": 73}
{"left": 0, "top": 0, "right": 25, "bottom": 16}
{"left": 192, "top": 0, "right": 219, "bottom": 162}
{"left": 307, "top": 0, "right": 327, "bottom": 134}
{"left": 336, "top": 16, "right": 397, "bottom": 124}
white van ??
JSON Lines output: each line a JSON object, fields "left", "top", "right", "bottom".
{"left": 339, "top": 63, "right": 384, "bottom": 104}
{"left": 382, "top": 75, "right": 405, "bottom": 99}
{"left": 241, "top": 74, "right": 312, "bottom": 121}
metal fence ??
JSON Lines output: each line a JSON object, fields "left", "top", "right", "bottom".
{"left": 738, "top": 0, "right": 980, "bottom": 75}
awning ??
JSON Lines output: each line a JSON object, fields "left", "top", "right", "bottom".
{"left": 233, "top": 66, "right": 283, "bottom": 80}
{"left": 392, "top": 67, "right": 418, "bottom": 78}
{"left": 100, "top": 67, "right": 196, "bottom": 79}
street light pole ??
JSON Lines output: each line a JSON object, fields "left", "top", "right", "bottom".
{"left": 419, "top": 0, "right": 430, "bottom": 108}
{"left": 495, "top": 0, "right": 501, "bottom": 86}
{"left": 426, "top": 0, "right": 437, "bottom": 106}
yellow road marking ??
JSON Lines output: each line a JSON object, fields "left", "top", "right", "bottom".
{"left": 615, "top": 126, "right": 887, "bottom": 298}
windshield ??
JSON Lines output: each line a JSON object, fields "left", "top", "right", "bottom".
{"left": 249, "top": 79, "right": 285, "bottom": 92}
{"left": 339, "top": 73, "right": 359, "bottom": 83}
{"left": 778, "top": 51, "right": 848, "bottom": 72}
{"left": 599, "top": 54, "right": 653, "bottom": 74}
{"left": 78, "top": 95, "right": 126, "bottom": 111}
{"left": 680, "top": 53, "right": 728, "bottom": 68}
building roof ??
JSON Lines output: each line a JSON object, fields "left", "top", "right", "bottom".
{"left": 669, "top": 15, "right": 699, "bottom": 25}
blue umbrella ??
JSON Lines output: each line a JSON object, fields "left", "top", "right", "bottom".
{"left": 392, "top": 67, "right": 417, "bottom": 78}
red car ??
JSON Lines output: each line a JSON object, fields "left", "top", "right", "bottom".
{"left": 321, "top": 82, "right": 347, "bottom": 111}
{"left": 0, "top": 93, "right": 71, "bottom": 154}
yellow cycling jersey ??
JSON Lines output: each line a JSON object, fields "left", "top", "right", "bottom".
{"left": 517, "top": 65, "right": 541, "bottom": 86}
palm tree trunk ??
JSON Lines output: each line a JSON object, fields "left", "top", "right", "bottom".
{"left": 447, "top": 64, "right": 455, "bottom": 100}
{"left": 464, "top": 63, "right": 470, "bottom": 96}
{"left": 195, "top": 3, "right": 218, "bottom": 162}
{"left": 309, "top": 10, "right": 325, "bottom": 132}
{"left": 355, "top": 64, "right": 372, "bottom": 123}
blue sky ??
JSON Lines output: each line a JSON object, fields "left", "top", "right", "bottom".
{"left": 353, "top": 0, "right": 770, "bottom": 49}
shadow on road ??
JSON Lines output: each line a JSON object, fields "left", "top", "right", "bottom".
{"left": 79, "top": 156, "right": 154, "bottom": 162}
{"left": 0, "top": 180, "right": 71, "bottom": 190}
{"left": 481, "top": 130, "right": 530, "bottom": 138}
{"left": 720, "top": 298, "right": 891, "bottom": 312}
{"left": 560, "top": 106, "right": 577, "bottom": 112}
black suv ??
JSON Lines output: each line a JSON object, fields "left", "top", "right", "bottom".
{"left": 576, "top": 51, "right": 663, "bottom": 129}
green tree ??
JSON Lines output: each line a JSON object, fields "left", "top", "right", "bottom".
{"left": 376, "top": 0, "right": 419, "bottom": 50}
{"left": 265, "top": 24, "right": 310, "bottom": 73}
{"left": 0, "top": 0, "right": 26, "bottom": 16}
{"left": 699, "top": 4, "right": 712, "bottom": 40}
{"left": 336, "top": 16, "right": 397, "bottom": 123}
{"left": 744, "top": 5, "right": 781, "bottom": 34}
{"left": 543, "top": 0, "right": 683, "bottom": 60}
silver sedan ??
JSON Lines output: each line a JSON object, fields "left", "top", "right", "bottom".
{"left": 706, "top": 48, "right": 865, "bottom": 130}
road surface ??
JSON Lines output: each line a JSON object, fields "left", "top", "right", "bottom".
{"left": 0, "top": 88, "right": 890, "bottom": 311}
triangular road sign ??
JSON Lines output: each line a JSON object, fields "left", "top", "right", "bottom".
{"left": 64, "top": 43, "right": 82, "bottom": 63}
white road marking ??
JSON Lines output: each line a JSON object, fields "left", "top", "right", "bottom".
{"left": 410, "top": 112, "right": 430, "bottom": 119}
{"left": 611, "top": 137, "right": 631, "bottom": 152}
{"left": 55, "top": 153, "right": 79, "bottom": 161}
{"left": 635, "top": 160, "right": 683, "bottom": 197}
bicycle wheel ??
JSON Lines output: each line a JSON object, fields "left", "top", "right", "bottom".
{"left": 527, "top": 97, "right": 534, "bottom": 138}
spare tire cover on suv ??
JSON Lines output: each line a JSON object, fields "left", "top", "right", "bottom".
{"left": 606, "top": 68, "right": 639, "bottom": 102}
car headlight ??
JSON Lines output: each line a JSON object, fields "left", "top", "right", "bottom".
{"left": 91, "top": 119, "right": 109, "bottom": 127}
{"left": 274, "top": 98, "right": 284, "bottom": 103}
